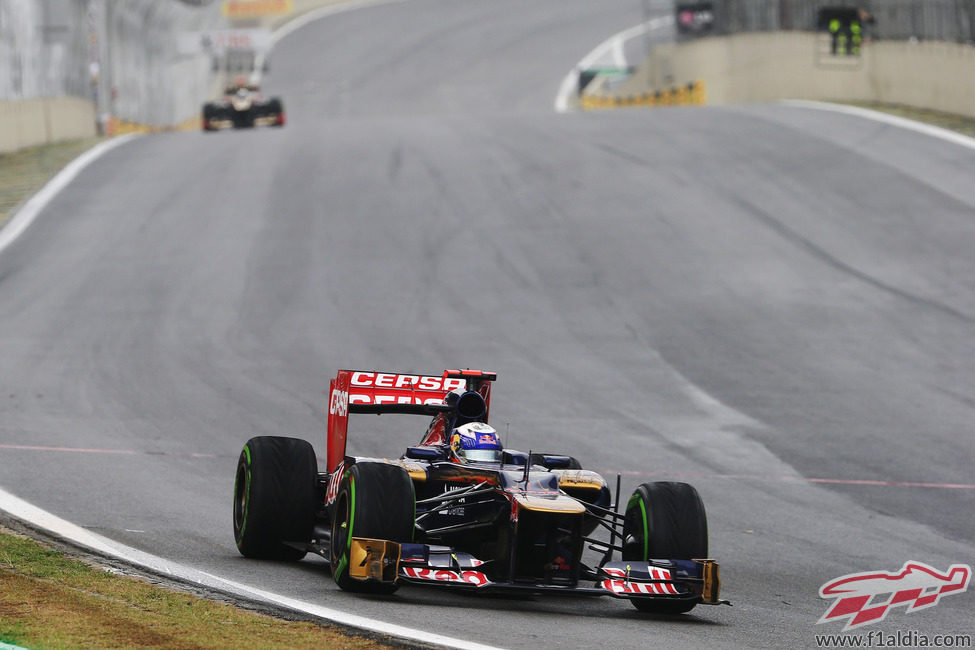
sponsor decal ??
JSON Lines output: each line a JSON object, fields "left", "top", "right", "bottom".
{"left": 349, "top": 372, "right": 465, "bottom": 392}
{"left": 348, "top": 393, "right": 444, "bottom": 406}
{"left": 222, "top": 0, "right": 292, "bottom": 19}
{"left": 600, "top": 566, "right": 678, "bottom": 595}
{"left": 325, "top": 460, "right": 345, "bottom": 505}
{"left": 328, "top": 388, "right": 348, "bottom": 416}
{"left": 675, "top": 2, "right": 714, "bottom": 35}
{"left": 402, "top": 567, "right": 490, "bottom": 586}
{"left": 818, "top": 561, "right": 971, "bottom": 631}
{"left": 333, "top": 371, "right": 473, "bottom": 407}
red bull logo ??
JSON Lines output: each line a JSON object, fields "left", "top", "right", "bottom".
{"left": 818, "top": 561, "right": 971, "bottom": 630}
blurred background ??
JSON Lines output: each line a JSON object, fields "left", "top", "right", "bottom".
{"left": 2, "top": 0, "right": 974, "bottom": 150}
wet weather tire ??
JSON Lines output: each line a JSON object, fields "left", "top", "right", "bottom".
{"left": 622, "top": 481, "right": 708, "bottom": 614}
{"left": 330, "top": 462, "right": 414, "bottom": 594}
{"left": 233, "top": 436, "right": 317, "bottom": 561}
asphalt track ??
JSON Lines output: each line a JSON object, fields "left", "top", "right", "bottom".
{"left": 1, "top": 0, "right": 974, "bottom": 647}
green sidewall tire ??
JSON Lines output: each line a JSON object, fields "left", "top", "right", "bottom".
{"left": 330, "top": 462, "right": 414, "bottom": 594}
{"left": 233, "top": 436, "right": 317, "bottom": 561}
{"left": 622, "top": 481, "right": 708, "bottom": 614}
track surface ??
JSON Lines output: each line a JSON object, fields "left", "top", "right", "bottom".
{"left": 1, "top": 0, "right": 973, "bottom": 647}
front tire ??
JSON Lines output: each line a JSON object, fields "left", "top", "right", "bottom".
{"left": 622, "top": 481, "right": 708, "bottom": 614}
{"left": 330, "top": 462, "right": 414, "bottom": 594}
{"left": 233, "top": 436, "right": 317, "bottom": 561}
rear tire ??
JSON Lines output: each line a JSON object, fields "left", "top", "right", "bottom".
{"left": 267, "top": 98, "right": 284, "bottom": 126}
{"left": 622, "top": 481, "right": 708, "bottom": 614}
{"left": 330, "top": 462, "right": 414, "bottom": 594}
{"left": 233, "top": 436, "right": 317, "bottom": 561}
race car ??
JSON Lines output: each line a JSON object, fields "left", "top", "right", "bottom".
{"left": 201, "top": 78, "right": 284, "bottom": 131}
{"left": 232, "top": 369, "right": 726, "bottom": 614}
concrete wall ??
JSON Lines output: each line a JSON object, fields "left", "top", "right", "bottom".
{"left": 613, "top": 33, "right": 975, "bottom": 119}
{"left": 0, "top": 96, "right": 96, "bottom": 154}
{"left": 0, "top": 0, "right": 353, "bottom": 154}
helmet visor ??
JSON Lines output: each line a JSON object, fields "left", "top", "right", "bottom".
{"left": 460, "top": 448, "right": 503, "bottom": 463}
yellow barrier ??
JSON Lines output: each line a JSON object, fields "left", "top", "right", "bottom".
{"left": 580, "top": 81, "right": 706, "bottom": 110}
{"left": 106, "top": 115, "right": 202, "bottom": 136}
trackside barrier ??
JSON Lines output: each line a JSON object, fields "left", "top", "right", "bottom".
{"left": 580, "top": 81, "right": 706, "bottom": 110}
{"left": 106, "top": 116, "right": 202, "bottom": 136}
{"left": 0, "top": 97, "right": 96, "bottom": 154}
{"left": 0, "top": 0, "right": 346, "bottom": 152}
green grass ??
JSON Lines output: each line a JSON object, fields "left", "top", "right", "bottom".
{"left": 0, "top": 137, "right": 106, "bottom": 231}
{"left": 0, "top": 526, "right": 394, "bottom": 649}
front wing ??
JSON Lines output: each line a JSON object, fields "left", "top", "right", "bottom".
{"left": 346, "top": 537, "right": 724, "bottom": 605}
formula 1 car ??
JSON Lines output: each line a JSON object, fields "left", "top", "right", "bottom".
{"left": 202, "top": 79, "right": 284, "bottom": 131}
{"left": 232, "top": 369, "right": 726, "bottom": 614}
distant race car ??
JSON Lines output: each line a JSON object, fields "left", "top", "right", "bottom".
{"left": 232, "top": 369, "right": 727, "bottom": 614}
{"left": 202, "top": 79, "right": 284, "bottom": 131}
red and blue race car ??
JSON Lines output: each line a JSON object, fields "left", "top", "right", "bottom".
{"left": 232, "top": 369, "right": 726, "bottom": 614}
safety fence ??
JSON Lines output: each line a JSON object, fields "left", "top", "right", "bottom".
{"left": 677, "top": 0, "right": 975, "bottom": 44}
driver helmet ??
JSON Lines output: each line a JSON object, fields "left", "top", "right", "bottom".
{"left": 449, "top": 422, "right": 502, "bottom": 464}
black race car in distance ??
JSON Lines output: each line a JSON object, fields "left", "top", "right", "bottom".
{"left": 232, "top": 369, "right": 727, "bottom": 614}
{"left": 202, "top": 78, "right": 284, "bottom": 131}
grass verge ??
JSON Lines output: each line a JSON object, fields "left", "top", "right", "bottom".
{"left": 849, "top": 102, "right": 975, "bottom": 138}
{"left": 0, "top": 524, "right": 393, "bottom": 649}
{"left": 0, "top": 137, "right": 106, "bottom": 232}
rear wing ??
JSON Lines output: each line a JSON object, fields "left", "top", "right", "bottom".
{"left": 326, "top": 369, "right": 496, "bottom": 473}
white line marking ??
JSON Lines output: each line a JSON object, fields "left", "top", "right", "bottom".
{"left": 781, "top": 99, "right": 975, "bottom": 151}
{"left": 0, "top": 134, "right": 139, "bottom": 256}
{"left": 0, "top": 486, "right": 501, "bottom": 650}
{"left": 554, "top": 15, "right": 673, "bottom": 113}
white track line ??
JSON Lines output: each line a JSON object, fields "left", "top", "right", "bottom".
{"left": 0, "top": 134, "right": 139, "bottom": 256}
{"left": 781, "top": 99, "right": 975, "bottom": 151}
{"left": 0, "top": 486, "right": 500, "bottom": 650}
{"left": 554, "top": 15, "right": 673, "bottom": 113}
